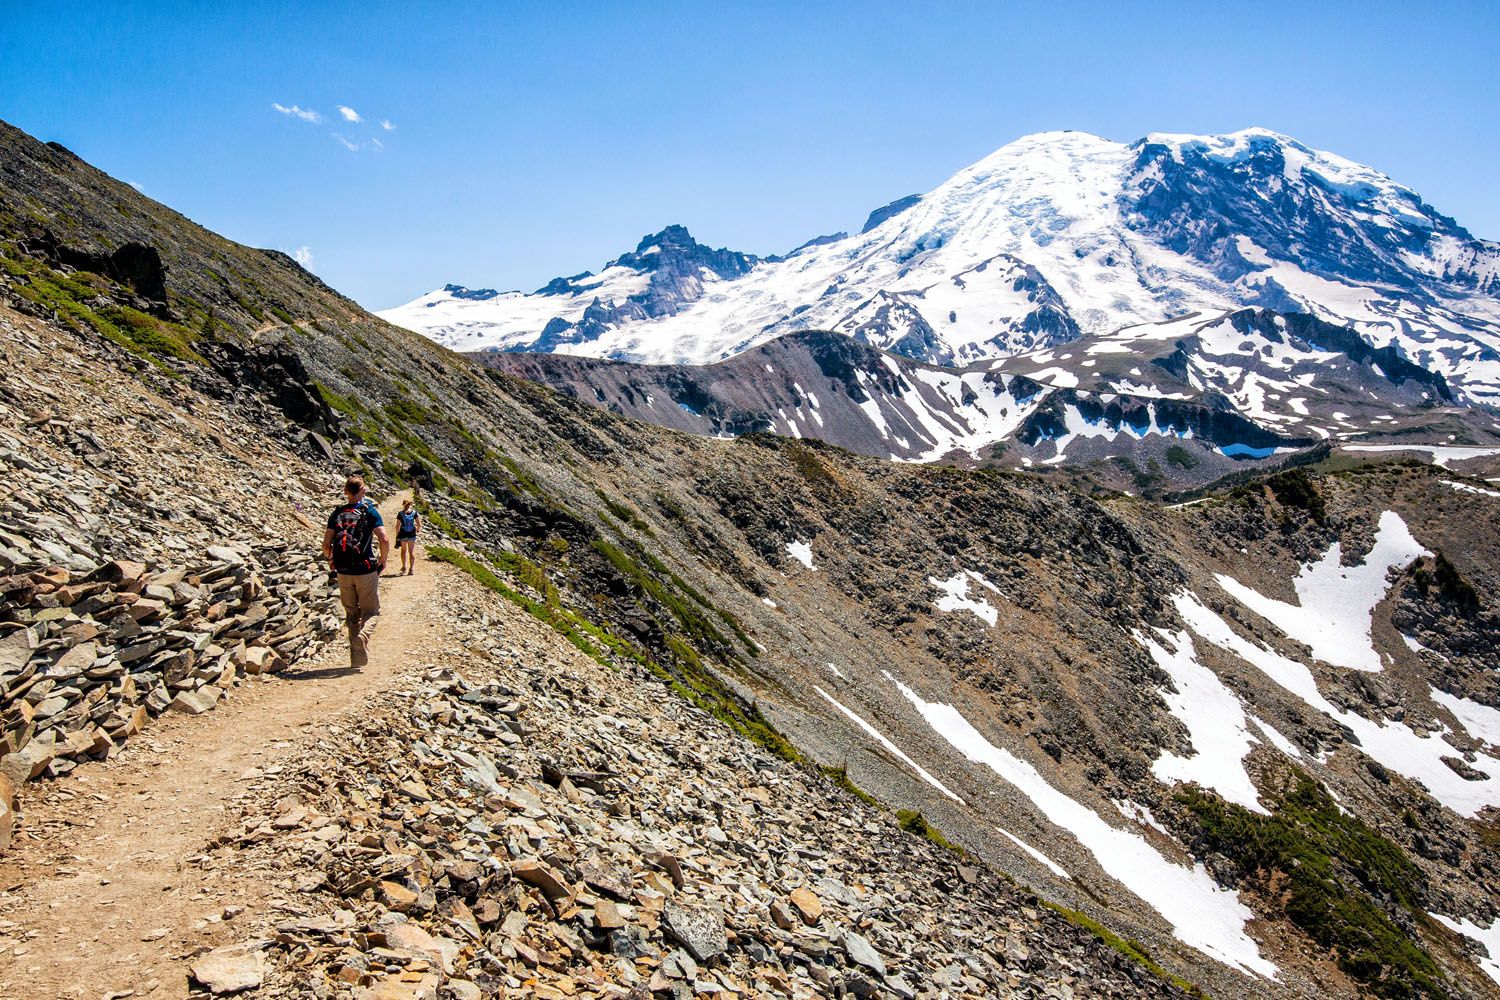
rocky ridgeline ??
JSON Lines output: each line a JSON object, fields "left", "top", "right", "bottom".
{"left": 193, "top": 573, "right": 1185, "bottom": 1000}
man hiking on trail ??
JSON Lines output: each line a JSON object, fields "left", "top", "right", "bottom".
{"left": 395, "top": 498, "right": 421, "bottom": 575}
{"left": 322, "top": 475, "right": 390, "bottom": 667}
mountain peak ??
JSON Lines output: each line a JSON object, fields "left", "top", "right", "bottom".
{"left": 636, "top": 223, "right": 695, "bottom": 249}
{"left": 610, "top": 225, "right": 757, "bottom": 280}
{"left": 383, "top": 127, "right": 1500, "bottom": 404}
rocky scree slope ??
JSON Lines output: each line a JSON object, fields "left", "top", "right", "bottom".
{"left": 2, "top": 118, "right": 1500, "bottom": 998}
{"left": 0, "top": 303, "right": 347, "bottom": 824}
{"left": 384, "top": 128, "right": 1500, "bottom": 407}
{"left": 189, "top": 565, "right": 1199, "bottom": 1000}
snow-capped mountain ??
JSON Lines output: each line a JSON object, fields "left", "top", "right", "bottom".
{"left": 383, "top": 127, "right": 1500, "bottom": 404}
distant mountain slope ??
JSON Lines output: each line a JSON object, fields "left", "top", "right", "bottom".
{"left": 475, "top": 309, "right": 1500, "bottom": 492}
{"left": 384, "top": 128, "right": 1500, "bottom": 405}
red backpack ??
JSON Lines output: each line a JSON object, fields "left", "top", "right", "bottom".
{"left": 329, "top": 502, "right": 377, "bottom": 573}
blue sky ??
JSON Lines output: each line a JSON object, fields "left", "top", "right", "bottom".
{"left": 3, "top": 1, "right": 1497, "bottom": 309}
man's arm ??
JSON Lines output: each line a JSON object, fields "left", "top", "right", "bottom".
{"left": 375, "top": 525, "right": 390, "bottom": 568}
{"left": 322, "top": 528, "right": 335, "bottom": 565}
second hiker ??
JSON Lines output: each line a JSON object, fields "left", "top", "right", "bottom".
{"left": 322, "top": 475, "right": 389, "bottom": 668}
{"left": 395, "top": 498, "right": 421, "bottom": 575}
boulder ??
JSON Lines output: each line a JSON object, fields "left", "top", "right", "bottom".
{"left": 663, "top": 901, "right": 727, "bottom": 963}
{"left": 843, "top": 929, "right": 887, "bottom": 976}
{"left": 188, "top": 943, "right": 265, "bottom": 995}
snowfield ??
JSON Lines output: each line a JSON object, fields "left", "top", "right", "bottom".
{"left": 887, "top": 672, "right": 1278, "bottom": 978}
{"left": 1173, "top": 588, "right": 1500, "bottom": 818}
{"left": 1430, "top": 913, "right": 1500, "bottom": 985}
{"left": 1136, "top": 628, "right": 1269, "bottom": 813}
{"left": 1213, "top": 510, "right": 1428, "bottom": 672}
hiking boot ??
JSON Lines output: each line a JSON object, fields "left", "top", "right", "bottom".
{"left": 351, "top": 637, "right": 369, "bottom": 668}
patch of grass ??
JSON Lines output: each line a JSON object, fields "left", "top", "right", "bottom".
{"left": 0, "top": 248, "right": 201, "bottom": 366}
{"left": 822, "top": 765, "right": 881, "bottom": 808}
{"left": 895, "top": 809, "right": 964, "bottom": 856}
{"left": 384, "top": 395, "right": 438, "bottom": 426}
{"left": 432, "top": 544, "right": 800, "bottom": 764}
{"left": 598, "top": 495, "right": 654, "bottom": 535}
{"left": 1178, "top": 775, "right": 1447, "bottom": 999}
{"left": 315, "top": 381, "right": 364, "bottom": 417}
{"left": 487, "top": 548, "right": 557, "bottom": 604}
{"left": 1165, "top": 444, "right": 1200, "bottom": 470}
{"left": 415, "top": 499, "right": 464, "bottom": 541}
{"left": 497, "top": 454, "right": 545, "bottom": 496}
{"left": 430, "top": 544, "right": 614, "bottom": 664}
{"left": 786, "top": 441, "right": 837, "bottom": 491}
{"left": 1042, "top": 903, "right": 1208, "bottom": 997}
{"left": 590, "top": 538, "right": 734, "bottom": 653}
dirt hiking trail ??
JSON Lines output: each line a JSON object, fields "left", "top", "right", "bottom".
{"left": 0, "top": 491, "right": 456, "bottom": 1000}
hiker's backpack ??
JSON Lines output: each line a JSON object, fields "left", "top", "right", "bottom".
{"left": 329, "top": 502, "right": 377, "bottom": 574}
{"left": 398, "top": 509, "right": 417, "bottom": 534}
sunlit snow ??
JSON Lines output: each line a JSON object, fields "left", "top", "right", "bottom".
{"left": 1342, "top": 444, "right": 1500, "bottom": 467}
{"left": 1430, "top": 688, "right": 1500, "bottom": 749}
{"left": 812, "top": 685, "right": 964, "bottom": 803}
{"left": 1136, "top": 628, "right": 1267, "bottom": 812}
{"left": 1214, "top": 511, "right": 1427, "bottom": 672}
{"left": 888, "top": 673, "right": 1277, "bottom": 978}
{"left": 1173, "top": 591, "right": 1500, "bottom": 817}
{"left": 1430, "top": 913, "right": 1500, "bottom": 985}
{"left": 929, "top": 570, "right": 1002, "bottom": 626}
{"left": 996, "top": 828, "right": 1071, "bottom": 879}
{"left": 1445, "top": 480, "right": 1500, "bottom": 498}
{"left": 785, "top": 540, "right": 817, "bottom": 570}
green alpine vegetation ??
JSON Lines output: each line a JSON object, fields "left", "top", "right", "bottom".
{"left": 1178, "top": 776, "right": 1449, "bottom": 999}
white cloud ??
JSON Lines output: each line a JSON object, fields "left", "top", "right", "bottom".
{"left": 337, "top": 105, "right": 362, "bottom": 123}
{"left": 272, "top": 102, "right": 321, "bottom": 123}
{"left": 293, "top": 246, "right": 314, "bottom": 270}
{"left": 332, "top": 133, "right": 360, "bottom": 151}
{"left": 380, "top": 119, "right": 395, "bottom": 131}
{"left": 127, "top": 180, "right": 145, "bottom": 193}
{"left": 371, "top": 137, "right": 384, "bottom": 151}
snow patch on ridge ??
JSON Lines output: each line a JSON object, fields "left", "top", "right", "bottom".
{"left": 996, "top": 828, "right": 1071, "bottom": 879}
{"left": 785, "top": 540, "right": 817, "bottom": 570}
{"left": 1136, "top": 628, "right": 1267, "bottom": 812}
{"left": 812, "top": 685, "right": 964, "bottom": 803}
{"left": 928, "top": 570, "right": 1003, "bottom": 625}
{"left": 1430, "top": 688, "right": 1500, "bottom": 749}
{"left": 1342, "top": 445, "right": 1500, "bottom": 467}
{"left": 1429, "top": 914, "right": 1500, "bottom": 985}
{"left": 1172, "top": 591, "right": 1500, "bottom": 818}
{"left": 1214, "top": 511, "right": 1427, "bottom": 672}
{"left": 1445, "top": 480, "right": 1500, "bottom": 498}
{"left": 887, "top": 672, "right": 1277, "bottom": 978}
